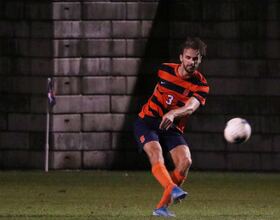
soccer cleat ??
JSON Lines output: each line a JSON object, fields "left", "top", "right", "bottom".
{"left": 170, "top": 186, "right": 188, "bottom": 204}
{"left": 152, "top": 206, "right": 176, "bottom": 217}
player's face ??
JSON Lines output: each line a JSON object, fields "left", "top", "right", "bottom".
{"left": 179, "top": 48, "right": 202, "bottom": 75}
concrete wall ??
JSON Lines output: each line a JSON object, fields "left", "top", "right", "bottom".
{"left": 0, "top": 0, "right": 279, "bottom": 171}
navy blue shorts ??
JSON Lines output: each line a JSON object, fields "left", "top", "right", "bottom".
{"left": 133, "top": 116, "right": 187, "bottom": 152}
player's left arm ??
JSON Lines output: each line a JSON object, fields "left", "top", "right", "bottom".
{"left": 159, "top": 97, "right": 200, "bottom": 130}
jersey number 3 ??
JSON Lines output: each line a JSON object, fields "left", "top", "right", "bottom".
{"left": 166, "top": 95, "right": 174, "bottom": 105}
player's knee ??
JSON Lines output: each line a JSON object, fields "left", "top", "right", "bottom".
{"left": 144, "top": 142, "right": 164, "bottom": 165}
{"left": 185, "top": 156, "right": 192, "bottom": 168}
{"left": 179, "top": 156, "right": 192, "bottom": 171}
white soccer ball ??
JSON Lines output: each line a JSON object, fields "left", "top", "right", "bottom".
{"left": 224, "top": 118, "right": 251, "bottom": 144}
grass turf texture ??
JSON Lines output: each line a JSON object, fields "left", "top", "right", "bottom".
{"left": 0, "top": 171, "right": 279, "bottom": 220}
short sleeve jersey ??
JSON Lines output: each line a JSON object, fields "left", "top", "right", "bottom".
{"left": 139, "top": 63, "right": 210, "bottom": 133}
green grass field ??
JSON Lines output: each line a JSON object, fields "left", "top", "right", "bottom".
{"left": 0, "top": 171, "right": 279, "bottom": 220}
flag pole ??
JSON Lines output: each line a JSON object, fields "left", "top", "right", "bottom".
{"left": 45, "top": 101, "right": 50, "bottom": 172}
{"left": 45, "top": 77, "right": 55, "bottom": 172}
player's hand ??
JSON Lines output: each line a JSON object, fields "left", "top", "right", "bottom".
{"left": 159, "top": 111, "right": 175, "bottom": 130}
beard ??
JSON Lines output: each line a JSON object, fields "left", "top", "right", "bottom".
{"left": 184, "top": 64, "right": 196, "bottom": 75}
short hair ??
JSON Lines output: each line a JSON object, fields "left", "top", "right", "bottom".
{"left": 180, "top": 37, "right": 207, "bottom": 56}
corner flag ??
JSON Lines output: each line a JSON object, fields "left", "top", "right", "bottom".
{"left": 47, "top": 78, "right": 56, "bottom": 106}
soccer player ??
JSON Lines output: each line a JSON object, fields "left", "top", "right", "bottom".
{"left": 134, "top": 37, "right": 210, "bottom": 217}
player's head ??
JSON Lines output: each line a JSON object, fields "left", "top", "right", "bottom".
{"left": 179, "top": 37, "right": 207, "bottom": 57}
{"left": 179, "top": 37, "right": 207, "bottom": 75}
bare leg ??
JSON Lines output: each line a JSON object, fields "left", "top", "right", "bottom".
{"left": 144, "top": 141, "right": 176, "bottom": 209}
{"left": 170, "top": 145, "right": 192, "bottom": 186}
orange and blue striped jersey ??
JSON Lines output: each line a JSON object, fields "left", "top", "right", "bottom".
{"left": 139, "top": 63, "right": 210, "bottom": 133}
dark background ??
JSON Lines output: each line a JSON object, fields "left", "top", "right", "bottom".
{"left": 0, "top": 0, "right": 279, "bottom": 171}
